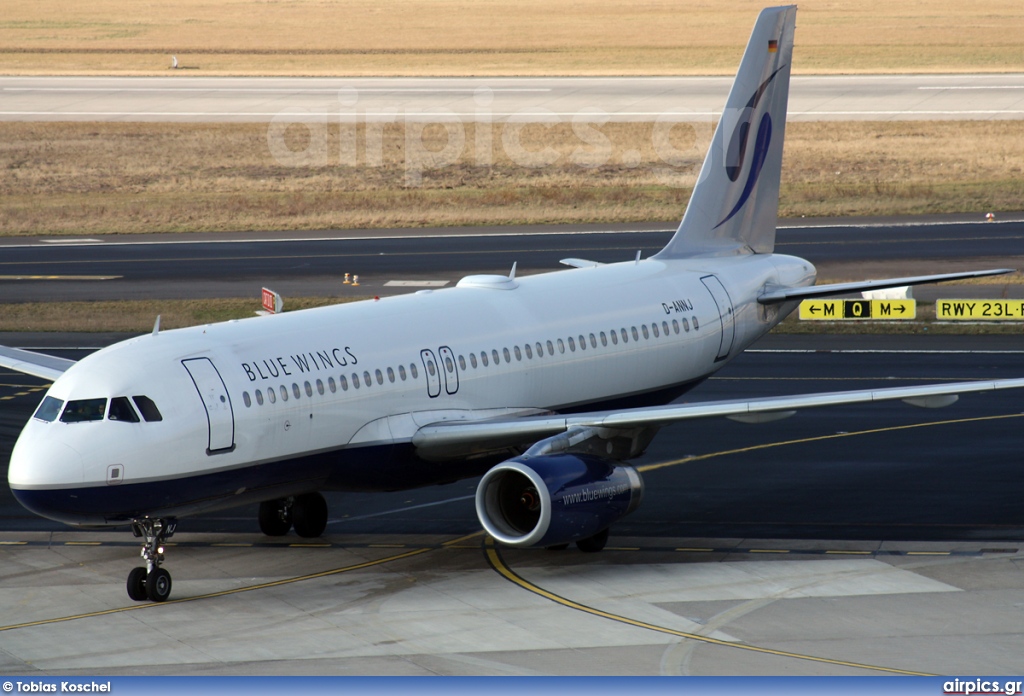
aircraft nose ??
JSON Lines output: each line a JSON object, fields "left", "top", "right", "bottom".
{"left": 8, "top": 427, "right": 85, "bottom": 489}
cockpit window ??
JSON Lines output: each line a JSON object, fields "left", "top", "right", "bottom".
{"left": 108, "top": 397, "right": 140, "bottom": 423}
{"left": 33, "top": 396, "right": 64, "bottom": 422}
{"left": 60, "top": 398, "right": 107, "bottom": 423}
{"left": 132, "top": 395, "right": 163, "bottom": 422}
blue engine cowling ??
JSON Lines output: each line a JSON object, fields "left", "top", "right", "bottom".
{"left": 475, "top": 454, "right": 644, "bottom": 547}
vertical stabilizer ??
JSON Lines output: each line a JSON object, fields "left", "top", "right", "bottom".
{"left": 655, "top": 6, "right": 796, "bottom": 258}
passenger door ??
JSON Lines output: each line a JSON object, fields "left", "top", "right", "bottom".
{"left": 182, "top": 357, "right": 236, "bottom": 453}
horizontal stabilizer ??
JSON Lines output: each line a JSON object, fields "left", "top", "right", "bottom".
{"left": 559, "top": 258, "right": 604, "bottom": 269}
{"left": 0, "top": 346, "right": 75, "bottom": 381}
{"left": 758, "top": 269, "right": 1014, "bottom": 304}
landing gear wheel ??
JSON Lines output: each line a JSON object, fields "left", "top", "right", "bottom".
{"left": 545, "top": 543, "right": 570, "bottom": 551}
{"left": 258, "top": 499, "right": 292, "bottom": 536}
{"left": 129, "top": 518, "right": 176, "bottom": 602}
{"left": 292, "top": 492, "right": 328, "bottom": 538}
{"left": 146, "top": 567, "right": 172, "bottom": 602}
{"left": 127, "top": 567, "right": 148, "bottom": 601}
{"left": 576, "top": 528, "right": 609, "bottom": 553}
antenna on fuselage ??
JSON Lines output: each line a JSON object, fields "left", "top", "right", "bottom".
{"left": 509, "top": 262, "right": 517, "bottom": 280}
{"left": 152, "top": 315, "right": 161, "bottom": 336}
{"left": 635, "top": 250, "right": 642, "bottom": 265}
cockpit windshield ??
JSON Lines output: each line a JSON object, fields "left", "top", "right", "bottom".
{"left": 59, "top": 398, "right": 108, "bottom": 423}
{"left": 33, "top": 396, "right": 64, "bottom": 422}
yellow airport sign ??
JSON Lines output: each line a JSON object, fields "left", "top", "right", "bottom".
{"left": 936, "top": 299, "right": 1024, "bottom": 320}
{"left": 799, "top": 299, "right": 916, "bottom": 321}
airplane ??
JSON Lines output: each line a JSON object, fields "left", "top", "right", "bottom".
{"left": 4, "top": 5, "right": 1023, "bottom": 604}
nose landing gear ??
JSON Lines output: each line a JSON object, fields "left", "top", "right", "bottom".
{"left": 126, "top": 518, "right": 176, "bottom": 602}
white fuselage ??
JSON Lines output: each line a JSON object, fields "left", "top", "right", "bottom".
{"left": 8, "top": 252, "right": 814, "bottom": 526}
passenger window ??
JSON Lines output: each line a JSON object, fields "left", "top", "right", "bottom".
{"left": 316, "top": 379, "right": 325, "bottom": 395}
{"left": 492, "top": 349, "right": 500, "bottom": 365}
{"left": 33, "top": 396, "right": 64, "bottom": 422}
{"left": 60, "top": 398, "right": 107, "bottom": 423}
{"left": 292, "top": 383, "right": 301, "bottom": 399}
{"left": 590, "top": 333, "right": 597, "bottom": 348}
{"left": 469, "top": 354, "right": 478, "bottom": 368}
{"left": 328, "top": 377, "right": 337, "bottom": 393}
{"left": 514, "top": 346, "right": 522, "bottom": 361}
{"left": 642, "top": 325, "right": 649, "bottom": 339}
{"left": 662, "top": 321, "right": 670, "bottom": 335}
{"left": 524, "top": 344, "right": 532, "bottom": 359}
{"left": 411, "top": 363, "right": 419, "bottom": 379}
{"left": 375, "top": 369, "right": 384, "bottom": 385}
{"left": 682, "top": 317, "right": 690, "bottom": 332}
{"left": 458, "top": 355, "right": 466, "bottom": 370}
{"left": 568, "top": 336, "right": 575, "bottom": 352}
{"left": 652, "top": 323, "right": 659, "bottom": 337}
{"left": 557, "top": 338, "right": 565, "bottom": 354}
{"left": 579, "top": 335, "right": 586, "bottom": 351}
{"left": 535, "top": 342, "right": 544, "bottom": 357}
{"left": 304, "top": 381, "right": 313, "bottom": 397}
{"left": 427, "top": 360, "right": 436, "bottom": 377}
{"left": 502, "top": 347, "right": 510, "bottom": 363}
{"left": 256, "top": 389, "right": 264, "bottom": 405}
{"left": 281, "top": 385, "right": 289, "bottom": 401}
{"left": 363, "top": 371, "right": 372, "bottom": 387}
{"left": 243, "top": 392, "right": 253, "bottom": 408}
{"left": 692, "top": 316, "right": 699, "bottom": 330}
{"left": 352, "top": 373, "right": 360, "bottom": 389}
{"left": 546, "top": 340, "right": 554, "bottom": 355}
{"left": 400, "top": 364, "right": 408, "bottom": 380}
{"left": 268, "top": 388, "right": 277, "bottom": 404}
{"left": 132, "top": 395, "right": 163, "bottom": 422}
{"left": 632, "top": 326, "right": 640, "bottom": 341}
{"left": 108, "top": 397, "right": 140, "bottom": 422}
{"left": 387, "top": 367, "right": 396, "bottom": 383}
{"left": 672, "top": 320, "right": 680, "bottom": 334}
{"left": 340, "top": 375, "right": 349, "bottom": 391}
{"left": 610, "top": 331, "right": 618, "bottom": 345}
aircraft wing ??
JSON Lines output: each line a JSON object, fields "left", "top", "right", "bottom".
{"left": 0, "top": 346, "right": 75, "bottom": 382}
{"left": 412, "top": 377, "right": 1024, "bottom": 457}
{"left": 758, "top": 269, "right": 1014, "bottom": 304}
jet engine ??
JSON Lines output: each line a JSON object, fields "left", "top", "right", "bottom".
{"left": 475, "top": 454, "right": 644, "bottom": 548}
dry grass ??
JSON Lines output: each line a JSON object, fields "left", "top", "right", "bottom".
{"left": 1, "top": 120, "right": 1023, "bottom": 236}
{"left": 0, "top": 297, "right": 351, "bottom": 333}
{"left": 1, "top": 0, "right": 1022, "bottom": 75}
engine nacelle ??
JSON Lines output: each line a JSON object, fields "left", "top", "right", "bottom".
{"left": 475, "top": 454, "right": 644, "bottom": 547}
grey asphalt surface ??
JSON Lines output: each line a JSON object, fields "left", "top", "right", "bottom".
{"left": 3, "top": 222, "right": 1024, "bottom": 676}
{"left": 1, "top": 215, "right": 1022, "bottom": 302}
{"left": 3, "top": 74, "right": 1024, "bottom": 122}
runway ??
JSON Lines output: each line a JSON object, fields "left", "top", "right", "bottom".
{"left": 3, "top": 334, "right": 1024, "bottom": 674}
{"left": 1, "top": 216, "right": 1023, "bottom": 303}
{"left": 3, "top": 75, "right": 1024, "bottom": 122}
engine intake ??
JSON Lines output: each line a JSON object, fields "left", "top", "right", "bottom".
{"left": 475, "top": 454, "right": 644, "bottom": 547}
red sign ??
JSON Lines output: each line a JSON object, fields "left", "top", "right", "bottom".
{"left": 261, "top": 288, "right": 277, "bottom": 314}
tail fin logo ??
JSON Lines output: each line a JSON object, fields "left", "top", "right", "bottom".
{"left": 715, "top": 65, "right": 785, "bottom": 229}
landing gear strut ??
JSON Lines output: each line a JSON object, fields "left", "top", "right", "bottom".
{"left": 126, "top": 518, "right": 176, "bottom": 602}
{"left": 258, "top": 492, "right": 328, "bottom": 538}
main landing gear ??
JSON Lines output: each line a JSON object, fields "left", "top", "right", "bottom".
{"left": 258, "top": 492, "right": 328, "bottom": 538}
{"left": 126, "top": 518, "right": 176, "bottom": 603}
